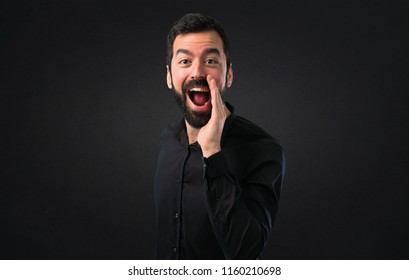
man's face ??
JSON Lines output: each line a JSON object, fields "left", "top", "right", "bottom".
{"left": 167, "top": 31, "right": 233, "bottom": 128}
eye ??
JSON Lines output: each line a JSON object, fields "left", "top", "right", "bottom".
{"left": 205, "top": 58, "right": 219, "bottom": 65}
{"left": 178, "top": 59, "right": 191, "bottom": 65}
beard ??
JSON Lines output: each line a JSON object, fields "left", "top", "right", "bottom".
{"left": 173, "top": 78, "right": 225, "bottom": 129}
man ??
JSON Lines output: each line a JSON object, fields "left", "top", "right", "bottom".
{"left": 154, "top": 13, "right": 285, "bottom": 259}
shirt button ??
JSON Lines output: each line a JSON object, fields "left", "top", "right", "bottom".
{"left": 173, "top": 247, "right": 177, "bottom": 253}
{"left": 174, "top": 213, "right": 179, "bottom": 219}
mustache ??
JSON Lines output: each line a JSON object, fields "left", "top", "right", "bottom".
{"left": 182, "top": 78, "right": 209, "bottom": 94}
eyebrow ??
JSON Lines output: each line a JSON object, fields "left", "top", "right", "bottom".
{"left": 175, "top": 48, "right": 221, "bottom": 57}
{"left": 203, "top": 48, "right": 220, "bottom": 56}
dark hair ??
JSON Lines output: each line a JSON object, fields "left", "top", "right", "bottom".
{"left": 166, "top": 13, "right": 231, "bottom": 70}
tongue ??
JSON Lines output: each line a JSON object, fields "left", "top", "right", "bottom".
{"left": 191, "top": 92, "right": 209, "bottom": 106}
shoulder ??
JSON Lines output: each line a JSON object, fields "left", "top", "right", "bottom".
{"left": 222, "top": 114, "right": 286, "bottom": 181}
{"left": 159, "top": 118, "right": 184, "bottom": 142}
{"left": 224, "top": 114, "right": 283, "bottom": 149}
{"left": 223, "top": 114, "right": 285, "bottom": 163}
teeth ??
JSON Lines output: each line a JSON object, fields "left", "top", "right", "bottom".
{"left": 190, "top": 87, "right": 209, "bottom": 92}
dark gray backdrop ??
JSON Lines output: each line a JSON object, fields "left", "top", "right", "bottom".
{"left": 2, "top": 0, "right": 408, "bottom": 259}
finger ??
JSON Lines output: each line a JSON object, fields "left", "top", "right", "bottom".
{"left": 206, "top": 75, "right": 224, "bottom": 117}
{"left": 207, "top": 75, "right": 218, "bottom": 101}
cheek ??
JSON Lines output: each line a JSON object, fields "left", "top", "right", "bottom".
{"left": 171, "top": 71, "right": 188, "bottom": 89}
{"left": 214, "top": 76, "right": 226, "bottom": 90}
{"left": 209, "top": 69, "right": 227, "bottom": 87}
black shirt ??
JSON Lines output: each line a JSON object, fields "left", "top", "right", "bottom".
{"left": 154, "top": 103, "right": 286, "bottom": 259}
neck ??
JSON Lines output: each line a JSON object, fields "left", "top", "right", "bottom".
{"left": 185, "top": 124, "right": 200, "bottom": 145}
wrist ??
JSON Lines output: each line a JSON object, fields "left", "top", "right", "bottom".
{"left": 202, "top": 146, "right": 221, "bottom": 158}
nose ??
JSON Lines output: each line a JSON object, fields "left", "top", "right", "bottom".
{"left": 190, "top": 61, "right": 206, "bottom": 80}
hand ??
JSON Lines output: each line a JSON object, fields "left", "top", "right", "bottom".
{"left": 197, "top": 75, "right": 228, "bottom": 158}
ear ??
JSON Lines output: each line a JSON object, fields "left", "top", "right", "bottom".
{"left": 227, "top": 64, "right": 233, "bottom": 88}
{"left": 166, "top": 65, "right": 173, "bottom": 89}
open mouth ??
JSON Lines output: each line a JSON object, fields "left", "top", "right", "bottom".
{"left": 187, "top": 87, "right": 210, "bottom": 107}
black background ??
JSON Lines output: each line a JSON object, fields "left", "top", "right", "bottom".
{"left": 2, "top": 0, "right": 408, "bottom": 259}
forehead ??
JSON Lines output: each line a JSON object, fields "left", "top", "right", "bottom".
{"left": 172, "top": 30, "right": 224, "bottom": 55}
